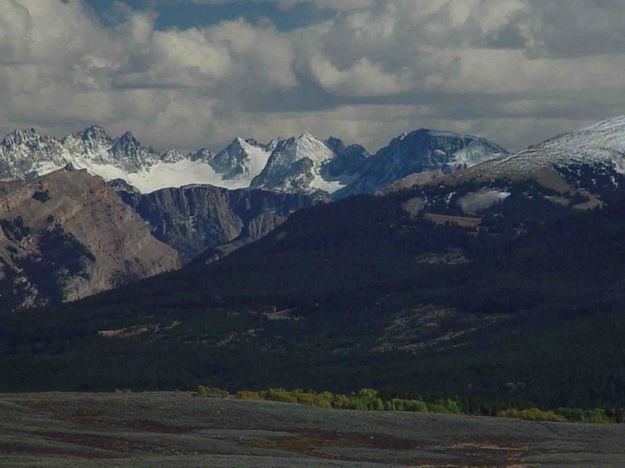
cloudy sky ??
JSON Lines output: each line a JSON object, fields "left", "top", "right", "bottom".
{"left": 2, "top": 0, "right": 625, "bottom": 153}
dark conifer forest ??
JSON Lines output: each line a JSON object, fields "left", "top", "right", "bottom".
{"left": 3, "top": 181, "right": 625, "bottom": 412}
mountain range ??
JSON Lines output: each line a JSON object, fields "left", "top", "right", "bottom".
{"left": 0, "top": 126, "right": 507, "bottom": 196}
{"left": 0, "top": 124, "right": 510, "bottom": 310}
{"left": 5, "top": 115, "right": 625, "bottom": 312}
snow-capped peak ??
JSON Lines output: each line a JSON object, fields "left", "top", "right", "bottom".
{"left": 62, "top": 125, "right": 112, "bottom": 164}
{"left": 334, "top": 128, "right": 508, "bottom": 198}
{"left": 290, "top": 133, "right": 336, "bottom": 164}
{"left": 0, "top": 123, "right": 510, "bottom": 196}
{"left": 467, "top": 115, "right": 625, "bottom": 180}
{"left": 112, "top": 131, "right": 141, "bottom": 151}
{"left": 189, "top": 148, "right": 213, "bottom": 162}
{"left": 207, "top": 136, "right": 271, "bottom": 182}
{"left": 0, "top": 128, "right": 66, "bottom": 180}
{"left": 160, "top": 149, "right": 186, "bottom": 164}
{"left": 2, "top": 128, "right": 41, "bottom": 145}
{"left": 77, "top": 124, "right": 110, "bottom": 141}
{"left": 250, "top": 133, "right": 341, "bottom": 193}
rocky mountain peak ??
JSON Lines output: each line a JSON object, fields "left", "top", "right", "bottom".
{"left": 334, "top": 128, "right": 507, "bottom": 198}
{"left": 160, "top": 149, "right": 185, "bottom": 164}
{"left": 250, "top": 133, "right": 339, "bottom": 193}
{"left": 0, "top": 123, "right": 509, "bottom": 197}
{"left": 114, "top": 131, "right": 141, "bottom": 150}
{"left": 207, "top": 137, "right": 271, "bottom": 182}
{"left": 189, "top": 148, "right": 213, "bottom": 162}
{"left": 2, "top": 128, "right": 47, "bottom": 147}
{"left": 76, "top": 124, "right": 111, "bottom": 143}
{"left": 325, "top": 136, "right": 347, "bottom": 155}
{"left": 107, "top": 131, "right": 161, "bottom": 172}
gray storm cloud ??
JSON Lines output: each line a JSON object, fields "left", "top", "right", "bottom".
{"left": 1, "top": 0, "right": 625, "bottom": 153}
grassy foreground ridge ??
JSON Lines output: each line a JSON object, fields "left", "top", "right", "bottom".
{"left": 196, "top": 386, "right": 623, "bottom": 424}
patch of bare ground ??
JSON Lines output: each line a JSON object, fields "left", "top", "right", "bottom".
{"left": 262, "top": 308, "right": 303, "bottom": 321}
{"left": 424, "top": 213, "right": 482, "bottom": 229}
{"left": 375, "top": 306, "right": 507, "bottom": 353}
{"left": 31, "top": 430, "right": 196, "bottom": 457}
{"left": 0, "top": 441, "right": 117, "bottom": 459}
{"left": 445, "top": 437, "right": 528, "bottom": 466}
{"left": 15, "top": 399, "right": 197, "bottom": 434}
{"left": 253, "top": 428, "right": 415, "bottom": 453}
{"left": 414, "top": 248, "right": 469, "bottom": 265}
{"left": 254, "top": 429, "right": 532, "bottom": 466}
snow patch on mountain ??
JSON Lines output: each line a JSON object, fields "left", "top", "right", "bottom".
{"left": 458, "top": 189, "right": 511, "bottom": 215}
{"left": 473, "top": 115, "right": 625, "bottom": 178}
{"left": 0, "top": 127, "right": 272, "bottom": 193}
{"left": 71, "top": 159, "right": 252, "bottom": 193}
{"left": 251, "top": 133, "right": 350, "bottom": 193}
{"left": 207, "top": 137, "right": 271, "bottom": 183}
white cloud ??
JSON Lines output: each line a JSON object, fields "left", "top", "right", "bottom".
{"left": 1, "top": 0, "right": 625, "bottom": 154}
{"left": 277, "top": 0, "right": 376, "bottom": 11}
{"left": 309, "top": 55, "right": 408, "bottom": 97}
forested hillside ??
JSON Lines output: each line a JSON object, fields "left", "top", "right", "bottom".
{"left": 3, "top": 179, "right": 625, "bottom": 410}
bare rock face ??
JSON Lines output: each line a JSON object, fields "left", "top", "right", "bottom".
{"left": 118, "top": 184, "right": 320, "bottom": 264}
{"left": 0, "top": 168, "right": 180, "bottom": 312}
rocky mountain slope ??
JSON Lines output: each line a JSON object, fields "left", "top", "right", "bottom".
{"left": 0, "top": 166, "right": 180, "bottom": 311}
{"left": 0, "top": 170, "right": 318, "bottom": 312}
{"left": 451, "top": 115, "right": 625, "bottom": 195}
{"left": 118, "top": 184, "right": 320, "bottom": 263}
{"left": 0, "top": 134, "right": 322, "bottom": 312}
{"left": 205, "top": 137, "right": 271, "bottom": 183}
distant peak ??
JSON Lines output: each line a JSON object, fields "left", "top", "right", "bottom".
{"left": 8, "top": 127, "right": 39, "bottom": 137}
{"left": 245, "top": 138, "right": 263, "bottom": 147}
{"left": 189, "top": 147, "right": 213, "bottom": 162}
{"left": 232, "top": 136, "right": 248, "bottom": 147}
{"left": 113, "top": 131, "right": 142, "bottom": 148}
{"left": 79, "top": 124, "right": 110, "bottom": 140}
{"left": 84, "top": 124, "right": 105, "bottom": 132}
{"left": 225, "top": 137, "right": 264, "bottom": 151}
{"left": 2, "top": 127, "right": 44, "bottom": 145}
{"left": 325, "top": 136, "right": 347, "bottom": 154}
{"left": 396, "top": 128, "right": 465, "bottom": 143}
